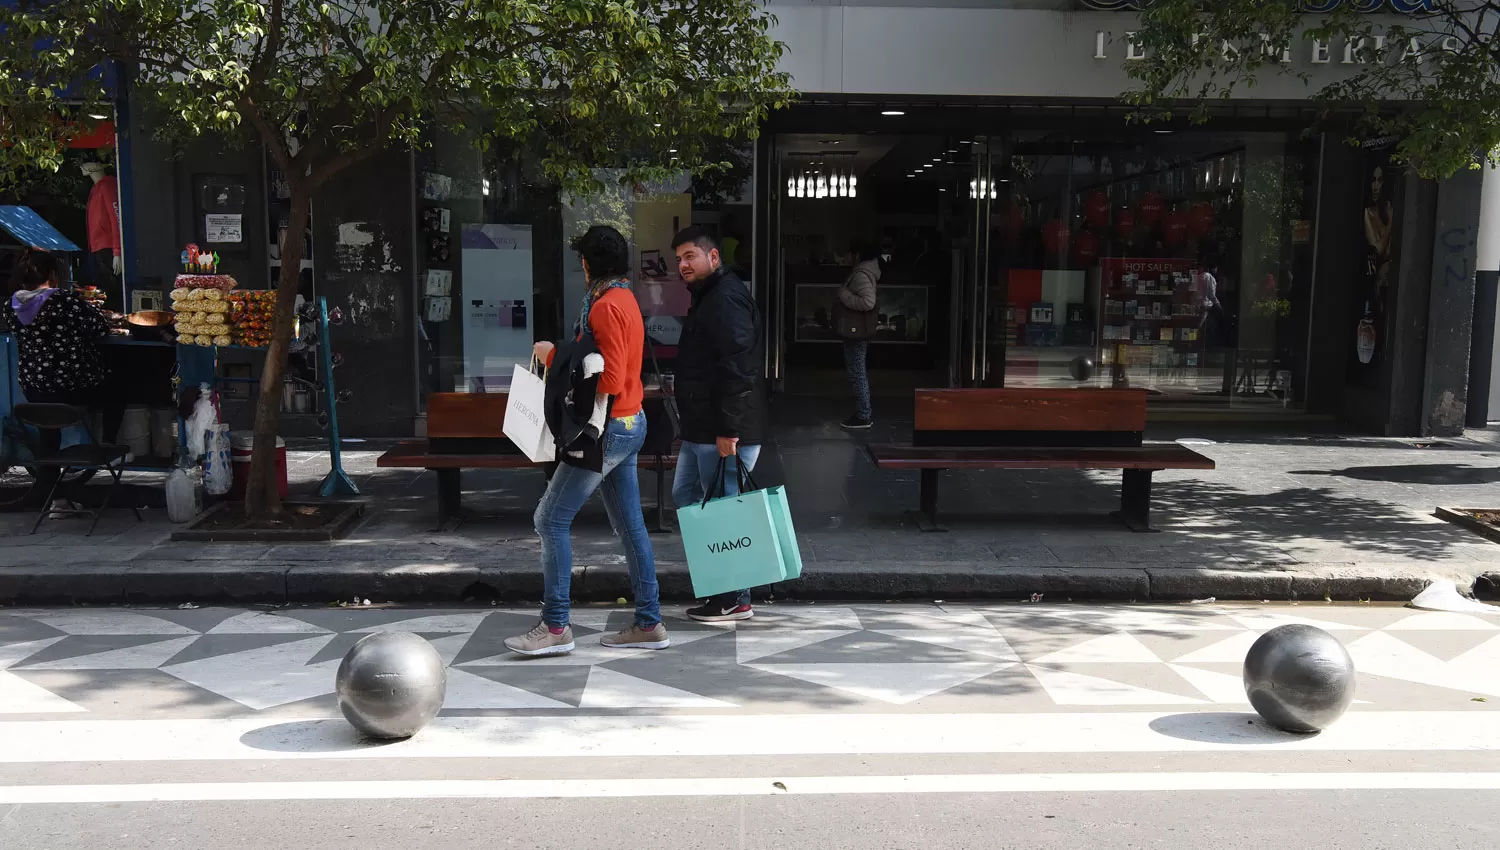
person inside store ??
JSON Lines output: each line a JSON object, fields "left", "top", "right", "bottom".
{"left": 504, "top": 225, "right": 667, "bottom": 657}
{"left": 1198, "top": 261, "right": 1234, "bottom": 395}
{"left": 2, "top": 248, "right": 124, "bottom": 454}
{"left": 836, "top": 239, "right": 882, "bottom": 430}
{"left": 670, "top": 225, "right": 768, "bottom": 623}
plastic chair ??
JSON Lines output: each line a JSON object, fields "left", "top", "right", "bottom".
{"left": 12, "top": 403, "right": 141, "bottom": 535}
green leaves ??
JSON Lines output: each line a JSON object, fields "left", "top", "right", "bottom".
{"left": 0, "top": 0, "right": 793, "bottom": 194}
{"left": 1121, "top": 0, "right": 1500, "bottom": 179}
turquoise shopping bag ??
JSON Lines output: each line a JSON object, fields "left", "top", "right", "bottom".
{"left": 763, "top": 484, "right": 803, "bottom": 580}
{"left": 678, "top": 459, "right": 789, "bottom": 599}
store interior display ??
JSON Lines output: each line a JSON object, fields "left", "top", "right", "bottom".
{"left": 1097, "top": 258, "right": 1206, "bottom": 373}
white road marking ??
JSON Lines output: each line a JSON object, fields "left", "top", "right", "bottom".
{"left": 2, "top": 772, "right": 1499, "bottom": 804}
{"left": 0, "top": 711, "right": 1495, "bottom": 764}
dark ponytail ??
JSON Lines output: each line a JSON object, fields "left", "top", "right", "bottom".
{"left": 10, "top": 249, "right": 60, "bottom": 293}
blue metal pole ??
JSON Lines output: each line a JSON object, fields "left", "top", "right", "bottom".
{"left": 317, "top": 296, "right": 358, "bottom": 497}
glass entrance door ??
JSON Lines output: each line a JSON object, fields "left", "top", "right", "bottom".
{"left": 954, "top": 136, "right": 1001, "bottom": 387}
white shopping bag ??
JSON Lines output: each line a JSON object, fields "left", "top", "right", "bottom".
{"left": 503, "top": 359, "right": 555, "bottom": 462}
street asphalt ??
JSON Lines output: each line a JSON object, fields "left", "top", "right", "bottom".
{"left": 6, "top": 788, "right": 1497, "bottom": 850}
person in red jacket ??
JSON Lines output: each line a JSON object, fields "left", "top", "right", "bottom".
{"left": 504, "top": 226, "right": 666, "bottom": 657}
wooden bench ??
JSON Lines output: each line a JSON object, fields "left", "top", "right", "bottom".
{"left": 376, "top": 392, "right": 678, "bottom": 530}
{"left": 868, "top": 388, "right": 1214, "bottom": 532}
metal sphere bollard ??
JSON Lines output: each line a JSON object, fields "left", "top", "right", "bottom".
{"left": 335, "top": 632, "right": 447, "bottom": 739}
{"left": 1242, "top": 624, "right": 1356, "bottom": 733}
{"left": 1069, "top": 355, "right": 1096, "bottom": 382}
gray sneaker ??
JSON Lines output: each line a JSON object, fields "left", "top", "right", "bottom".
{"left": 504, "top": 622, "right": 575, "bottom": 657}
{"left": 601, "top": 623, "right": 670, "bottom": 650}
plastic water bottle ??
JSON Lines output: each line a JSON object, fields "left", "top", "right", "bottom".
{"left": 166, "top": 464, "right": 201, "bottom": 523}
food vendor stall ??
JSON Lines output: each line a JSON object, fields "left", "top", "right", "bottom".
{"left": 2, "top": 239, "right": 264, "bottom": 482}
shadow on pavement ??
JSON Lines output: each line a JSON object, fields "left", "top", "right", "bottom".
{"left": 1148, "top": 711, "right": 1315, "bottom": 745}
{"left": 240, "top": 719, "right": 404, "bottom": 754}
{"left": 1290, "top": 464, "right": 1500, "bottom": 486}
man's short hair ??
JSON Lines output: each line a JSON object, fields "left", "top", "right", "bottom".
{"left": 571, "top": 225, "right": 631, "bottom": 279}
{"left": 671, "top": 225, "right": 718, "bottom": 254}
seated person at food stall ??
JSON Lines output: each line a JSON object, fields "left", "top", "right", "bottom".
{"left": 2, "top": 248, "right": 125, "bottom": 452}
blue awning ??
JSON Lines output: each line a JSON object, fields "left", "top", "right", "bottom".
{"left": 0, "top": 206, "right": 82, "bottom": 252}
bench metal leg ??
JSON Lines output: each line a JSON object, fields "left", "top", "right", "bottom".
{"left": 434, "top": 468, "right": 465, "bottom": 531}
{"left": 648, "top": 453, "right": 672, "bottom": 534}
{"left": 1113, "top": 468, "right": 1159, "bottom": 533}
{"left": 913, "top": 468, "right": 947, "bottom": 533}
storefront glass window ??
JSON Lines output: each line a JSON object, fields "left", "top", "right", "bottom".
{"left": 417, "top": 129, "right": 558, "bottom": 397}
{"left": 564, "top": 161, "right": 754, "bottom": 358}
{"left": 418, "top": 131, "right": 753, "bottom": 401}
{"left": 993, "top": 129, "right": 1319, "bottom": 409}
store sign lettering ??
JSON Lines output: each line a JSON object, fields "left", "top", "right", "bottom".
{"left": 1094, "top": 30, "right": 1462, "bottom": 65}
{"left": 1081, "top": 0, "right": 1436, "bottom": 11}
{"left": 1118, "top": 261, "right": 1183, "bottom": 274}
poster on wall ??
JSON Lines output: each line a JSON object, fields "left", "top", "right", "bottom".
{"left": 460, "top": 223, "right": 533, "bottom": 392}
{"left": 794, "top": 284, "right": 928, "bottom": 344}
{"left": 1351, "top": 143, "right": 1398, "bottom": 375}
{"left": 204, "top": 214, "right": 242, "bottom": 244}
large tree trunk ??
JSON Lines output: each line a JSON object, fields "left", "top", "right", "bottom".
{"left": 244, "top": 185, "right": 311, "bottom": 519}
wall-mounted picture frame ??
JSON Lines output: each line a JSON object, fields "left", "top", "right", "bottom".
{"left": 794, "top": 284, "right": 928, "bottom": 344}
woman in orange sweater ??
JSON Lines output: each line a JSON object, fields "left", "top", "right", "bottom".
{"left": 504, "top": 226, "right": 665, "bottom": 657}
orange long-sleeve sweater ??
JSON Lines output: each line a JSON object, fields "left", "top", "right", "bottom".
{"left": 545, "top": 286, "right": 644, "bottom": 419}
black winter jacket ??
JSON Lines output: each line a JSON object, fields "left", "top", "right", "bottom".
{"left": 544, "top": 333, "right": 606, "bottom": 472}
{"left": 673, "top": 267, "right": 767, "bottom": 445}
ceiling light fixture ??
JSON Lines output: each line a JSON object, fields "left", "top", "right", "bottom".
{"left": 969, "top": 178, "right": 1000, "bottom": 200}
{"left": 787, "top": 153, "right": 856, "bottom": 200}
{"left": 86, "top": 112, "right": 109, "bottom": 120}
{"left": 881, "top": 110, "right": 905, "bottom": 116}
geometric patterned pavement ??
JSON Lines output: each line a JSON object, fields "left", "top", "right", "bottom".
{"left": 2, "top": 603, "right": 1498, "bottom": 719}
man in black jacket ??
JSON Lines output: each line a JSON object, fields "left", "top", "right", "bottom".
{"left": 670, "top": 226, "right": 769, "bottom": 622}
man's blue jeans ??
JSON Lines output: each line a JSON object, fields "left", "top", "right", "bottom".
{"left": 535, "top": 413, "right": 660, "bottom": 628}
{"left": 673, "top": 440, "right": 762, "bottom": 608}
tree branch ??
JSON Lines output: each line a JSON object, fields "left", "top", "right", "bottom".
{"left": 249, "top": 0, "right": 286, "bottom": 85}
{"left": 240, "top": 95, "right": 291, "bottom": 178}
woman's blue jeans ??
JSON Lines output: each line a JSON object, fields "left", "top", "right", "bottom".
{"left": 535, "top": 413, "right": 660, "bottom": 628}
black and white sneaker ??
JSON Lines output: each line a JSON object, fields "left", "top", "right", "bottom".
{"left": 840, "top": 416, "right": 873, "bottom": 430}
{"left": 686, "top": 602, "right": 754, "bottom": 623}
